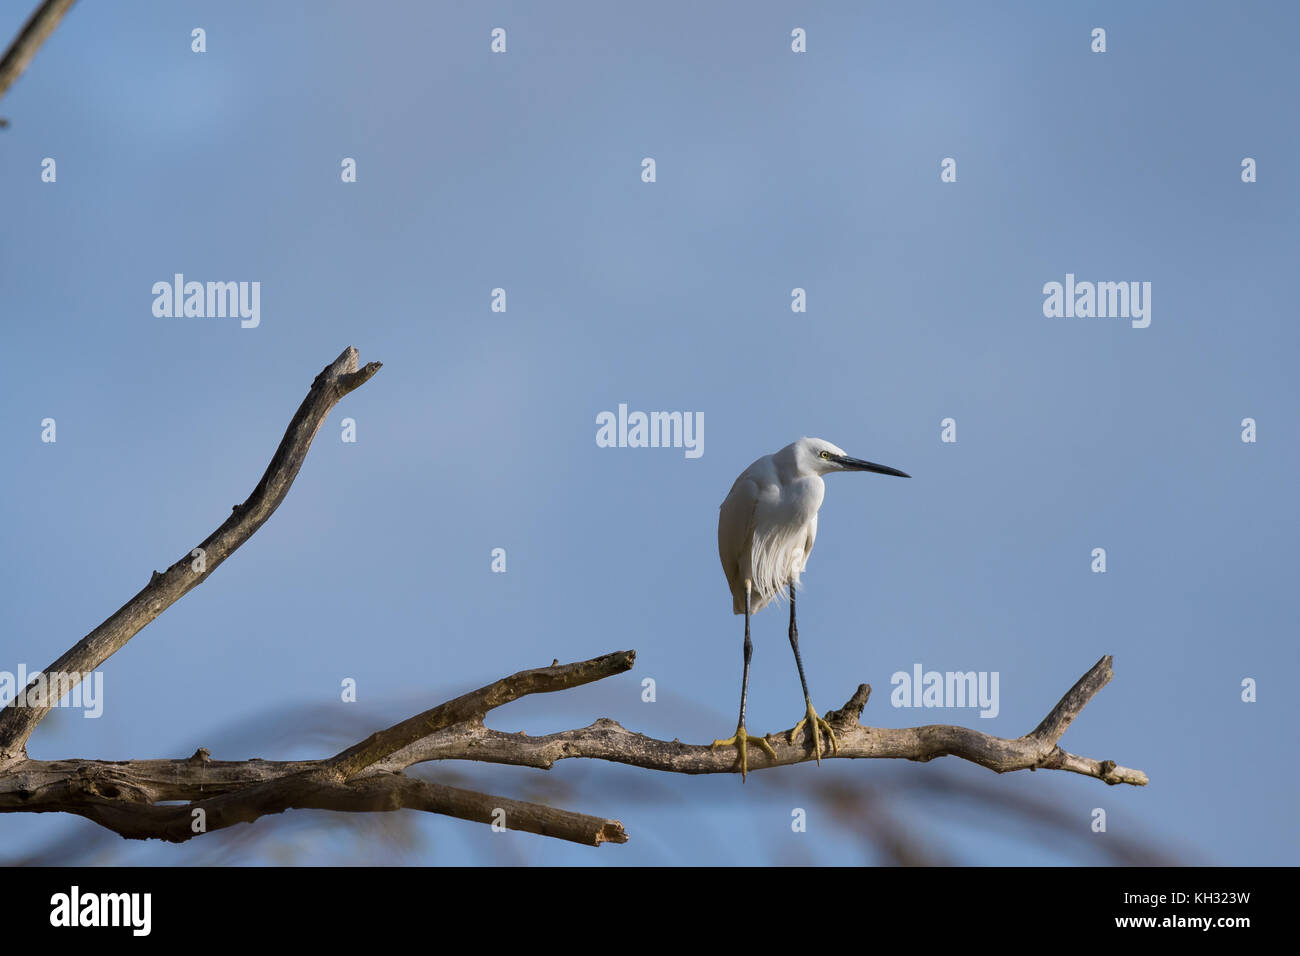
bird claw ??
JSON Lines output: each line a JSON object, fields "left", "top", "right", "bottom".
{"left": 789, "top": 703, "right": 839, "bottom": 764}
{"left": 711, "top": 725, "right": 777, "bottom": 781}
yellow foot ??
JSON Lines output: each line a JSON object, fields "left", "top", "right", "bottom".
{"left": 711, "top": 725, "right": 777, "bottom": 781}
{"left": 788, "top": 701, "right": 839, "bottom": 765}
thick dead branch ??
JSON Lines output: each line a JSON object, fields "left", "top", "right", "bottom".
{"left": 0, "top": 655, "right": 637, "bottom": 848}
{"left": 0, "top": 650, "right": 1145, "bottom": 849}
{"left": 27, "top": 768, "right": 624, "bottom": 848}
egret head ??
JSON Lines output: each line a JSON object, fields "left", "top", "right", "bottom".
{"left": 795, "top": 437, "right": 911, "bottom": 479}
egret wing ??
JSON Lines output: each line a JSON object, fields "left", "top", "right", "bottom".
{"left": 718, "top": 477, "right": 758, "bottom": 615}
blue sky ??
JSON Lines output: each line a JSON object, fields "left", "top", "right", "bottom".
{"left": 1, "top": 1, "right": 1296, "bottom": 865}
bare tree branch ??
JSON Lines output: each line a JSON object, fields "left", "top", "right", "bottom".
{"left": 0, "top": 650, "right": 1145, "bottom": 848}
{"left": 23, "top": 764, "right": 624, "bottom": 848}
{"left": 327, "top": 651, "right": 636, "bottom": 779}
{"left": 366, "top": 655, "right": 1147, "bottom": 787}
{"left": 0, "top": 346, "right": 1145, "bottom": 852}
{"left": 0, "top": 346, "right": 380, "bottom": 759}
{"left": 0, "top": 0, "right": 78, "bottom": 110}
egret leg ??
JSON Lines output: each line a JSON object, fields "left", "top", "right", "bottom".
{"left": 712, "top": 580, "right": 775, "bottom": 781}
{"left": 786, "top": 584, "right": 838, "bottom": 763}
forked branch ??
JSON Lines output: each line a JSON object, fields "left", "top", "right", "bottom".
{"left": 361, "top": 651, "right": 1147, "bottom": 787}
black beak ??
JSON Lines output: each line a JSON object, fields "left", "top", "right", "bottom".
{"left": 832, "top": 454, "right": 910, "bottom": 478}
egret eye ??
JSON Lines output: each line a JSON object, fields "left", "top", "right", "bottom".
{"left": 820, "top": 451, "right": 830, "bottom": 460}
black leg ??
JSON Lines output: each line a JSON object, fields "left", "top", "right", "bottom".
{"left": 788, "top": 584, "right": 812, "bottom": 703}
{"left": 712, "top": 580, "right": 774, "bottom": 780}
{"left": 738, "top": 582, "right": 753, "bottom": 727}
{"left": 787, "top": 583, "right": 838, "bottom": 763}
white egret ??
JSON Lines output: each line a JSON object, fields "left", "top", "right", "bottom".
{"left": 713, "top": 437, "right": 910, "bottom": 778}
